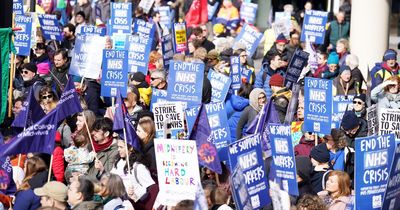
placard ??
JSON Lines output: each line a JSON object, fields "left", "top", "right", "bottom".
{"left": 100, "top": 50, "right": 128, "bottom": 97}
{"left": 382, "top": 144, "right": 400, "bottom": 210}
{"left": 125, "top": 34, "right": 153, "bottom": 74}
{"left": 152, "top": 101, "right": 186, "bottom": 139}
{"left": 109, "top": 3, "right": 132, "bottom": 35}
{"left": 230, "top": 56, "right": 241, "bottom": 92}
{"left": 138, "top": 0, "right": 155, "bottom": 14}
{"left": 240, "top": 2, "right": 258, "bottom": 24}
{"left": 300, "top": 10, "right": 328, "bottom": 44}
{"left": 173, "top": 22, "right": 188, "bottom": 53}
{"left": 37, "top": 14, "right": 62, "bottom": 41}
{"left": 79, "top": 25, "right": 106, "bottom": 36}
{"left": 161, "top": 34, "right": 174, "bottom": 69}
{"left": 14, "top": 15, "right": 33, "bottom": 56}
{"left": 154, "top": 6, "right": 172, "bottom": 30}
{"left": 230, "top": 165, "right": 253, "bottom": 210}
{"left": 378, "top": 108, "right": 400, "bottom": 139}
{"left": 133, "top": 19, "right": 156, "bottom": 38}
{"left": 331, "top": 95, "right": 354, "bottom": 129}
{"left": 233, "top": 23, "right": 263, "bottom": 57}
{"left": 208, "top": 71, "right": 231, "bottom": 102}
{"left": 367, "top": 105, "right": 378, "bottom": 136}
{"left": 284, "top": 49, "right": 309, "bottom": 88}
{"left": 13, "top": 0, "right": 24, "bottom": 15}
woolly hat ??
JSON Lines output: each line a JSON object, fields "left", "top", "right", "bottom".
{"left": 296, "top": 156, "right": 313, "bottom": 182}
{"left": 213, "top": 23, "right": 225, "bottom": 35}
{"left": 340, "top": 111, "right": 360, "bottom": 130}
{"left": 23, "top": 63, "right": 37, "bottom": 73}
{"left": 275, "top": 33, "right": 288, "bottom": 44}
{"left": 383, "top": 49, "right": 397, "bottom": 61}
{"left": 327, "top": 52, "right": 339, "bottom": 65}
{"left": 37, "top": 62, "right": 50, "bottom": 75}
{"left": 269, "top": 73, "right": 285, "bottom": 87}
{"left": 353, "top": 94, "right": 366, "bottom": 104}
{"left": 131, "top": 72, "right": 146, "bottom": 82}
{"left": 339, "top": 65, "right": 351, "bottom": 75}
{"left": 310, "top": 143, "right": 330, "bottom": 163}
{"left": 76, "top": 11, "right": 86, "bottom": 19}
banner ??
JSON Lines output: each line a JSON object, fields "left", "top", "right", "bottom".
{"left": 230, "top": 56, "right": 241, "bottom": 92}
{"left": 152, "top": 101, "right": 185, "bottom": 139}
{"left": 13, "top": 0, "right": 24, "bottom": 15}
{"left": 208, "top": 71, "right": 231, "bottom": 102}
{"left": 101, "top": 50, "right": 128, "bottom": 97}
{"left": 304, "top": 77, "right": 332, "bottom": 134}
{"left": 138, "top": 0, "right": 155, "bottom": 14}
{"left": 240, "top": 2, "right": 258, "bottom": 24}
{"left": 69, "top": 35, "right": 106, "bottom": 79}
{"left": 125, "top": 34, "right": 153, "bottom": 74}
{"left": 79, "top": 26, "right": 106, "bottom": 36}
{"left": 161, "top": 34, "right": 174, "bottom": 70}
{"left": 274, "top": 12, "right": 291, "bottom": 38}
{"left": 154, "top": 6, "right": 172, "bottom": 30}
{"left": 367, "top": 104, "right": 378, "bottom": 136}
{"left": 173, "top": 22, "right": 188, "bottom": 53}
{"left": 0, "top": 156, "right": 13, "bottom": 193}
{"left": 300, "top": 10, "right": 328, "bottom": 44}
{"left": 355, "top": 134, "right": 396, "bottom": 210}
{"left": 207, "top": 2, "right": 219, "bottom": 21}
{"left": 269, "top": 180, "right": 291, "bottom": 210}
{"left": 233, "top": 23, "right": 263, "bottom": 57}
{"left": 284, "top": 49, "right": 309, "bottom": 88}
{"left": 109, "top": 3, "right": 132, "bottom": 35}
{"left": 14, "top": 15, "right": 33, "bottom": 56}
{"left": 133, "top": 19, "right": 156, "bottom": 38}
{"left": 155, "top": 139, "right": 201, "bottom": 206}
{"left": 229, "top": 134, "right": 271, "bottom": 209}
{"left": 378, "top": 108, "right": 400, "bottom": 139}
{"left": 269, "top": 124, "right": 299, "bottom": 196}
{"left": 150, "top": 89, "right": 168, "bottom": 110}
{"left": 167, "top": 60, "right": 204, "bottom": 104}
{"left": 230, "top": 165, "right": 253, "bottom": 210}
{"left": 37, "top": 14, "right": 62, "bottom": 41}
{"left": 382, "top": 144, "right": 400, "bottom": 210}
{"left": 331, "top": 95, "right": 354, "bottom": 129}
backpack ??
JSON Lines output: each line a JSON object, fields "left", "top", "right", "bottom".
{"left": 370, "top": 62, "right": 383, "bottom": 90}
{"left": 114, "top": 204, "right": 124, "bottom": 210}
{"left": 344, "top": 147, "right": 355, "bottom": 179}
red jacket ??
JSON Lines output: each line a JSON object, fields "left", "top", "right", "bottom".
{"left": 52, "top": 146, "right": 65, "bottom": 183}
{"left": 294, "top": 136, "right": 321, "bottom": 157}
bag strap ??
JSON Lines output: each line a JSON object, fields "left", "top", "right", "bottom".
{"left": 322, "top": 170, "right": 332, "bottom": 190}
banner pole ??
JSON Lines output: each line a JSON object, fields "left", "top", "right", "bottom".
{"left": 123, "top": 127, "right": 131, "bottom": 174}
{"left": 254, "top": 104, "right": 265, "bottom": 134}
{"left": 48, "top": 155, "right": 53, "bottom": 182}
{"left": 8, "top": 13, "right": 16, "bottom": 117}
{"left": 82, "top": 111, "right": 96, "bottom": 155}
{"left": 315, "top": 133, "right": 318, "bottom": 146}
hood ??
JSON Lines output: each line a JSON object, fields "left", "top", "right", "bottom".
{"left": 230, "top": 95, "right": 249, "bottom": 111}
{"left": 249, "top": 88, "right": 265, "bottom": 112}
{"left": 299, "top": 136, "right": 315, "bottom": 145}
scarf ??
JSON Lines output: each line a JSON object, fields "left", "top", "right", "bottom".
{"left": 92, "top": 137, "right": 113, "bottom": 153}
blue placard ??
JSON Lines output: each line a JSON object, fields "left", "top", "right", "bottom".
{"left": 150, "top": 89, "right": 168, "bottom": 110}
{"left": 233, "top": 23, "right": 263, "bottom": 57}
{"left": 109, "top": 3, "right": 132, "bottom": 35}
{"left": 154, "top": 6, "right": 172, "bottom": 30}
{"left": 208, "top": 70, "right": 231, "bottom": 102}
{"left": 300, "top": 10, "right": 328, "bottom": 44}
{"left": 167, "top": 60, "right": 204, "bottom": 104}
{"left": 80, "top": 25, "right": 106, "bottom": 36}
{"left": 355, "top": 134, "right": 396, "bottom": 210}
{"left": 230, "top": 56, "right": 241, "bottom": 91}
{"left": 185, "top": 105, "right": 200, "bottom": 135}
{"left": 285, "top": 49, "right": 309, "bottom": 87}
{"left": 304, "top": 77, "right": 332, "bottom": 134}
{"left": 101, "top": 50, "right": 128, "bottom": 97}
{"left": 13, "top": 0, "right": 24, "bottom": 15}
{"left": 37, "top": 14, "right": 62, "bottom": 41}
{"left": 382, "top": 144, "right": 400, "bottom": 210}
{"left": 332, "top": 95, "right": 354, "bottom": 129}
{"left": 269, "top": 124, "right": 299, "bottom": 196}
{"left": 230, "top": 164, "right": 253, "bottom": 210}
{"left": 207, "top": 2, "right": 219, "bottom": 20}
{"left": 125, "top": 34, "right": 153, "bottom": 74}
{"left": 161, "top": 34, "right": 174, "bottom": 70}
{"left": 240, "top": 2, "right": 258, "bottom": 24}
{"left": 241, "top": 65, "right": 253, "bottom": 84}
{"left": 133, "top": 19, "right": 156, "bottom": 38}
{"left": 229, "top": 134, "right": 271, "bottom": 209}
{"left": 14, "top": 15, "right": 32, "bottom": 56}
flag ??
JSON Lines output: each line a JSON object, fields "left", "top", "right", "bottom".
{"left": 0, "top": 28, "right": 15, "bottom": 124}
{"left": 11, "top": 87, "right": 46, "bottom": 128}
{"left": 113, "top": 90, "right": 141, "bottom": 150}
{"left": 0, "top": 108, "right": 58, "bottom": 157}
{"left": 55, "top": 77, "right": 83, "bottom": 122}
{"left": 185, "top": 0, "right": 208, "bottom": 28}
{"left": 189, "top": 104, "right": 222, "bottom": 174}
{"left": 246, "top": 100, "right": 280, "bottom": 154}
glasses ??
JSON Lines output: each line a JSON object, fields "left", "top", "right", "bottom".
{"left": 151, "top": 77, "right": 160, "bottom": 81}
{"left": 41, "top": 95, "right": 53, "bottom": 100}
{"left": 353, "top": 100, "right": 363, "bottom": 105}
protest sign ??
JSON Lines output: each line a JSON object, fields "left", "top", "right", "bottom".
{"left": 291, "top": 121, "right": 303, "bottom": 147}
{"left": 367, "top": 105, "right": 378, "bottom": 136}
{"left": 13, "top": 0, "right": 24, "bottom": 15}
{"left": 14, "top": 15, "right": 32, "bottom": 56}
{"left": 112, "top": 34, "right": 126, "bottom": 50}
{"left": 79, "top": 25, "right": 106, "bottom": 36}
{"left": 355, "top": 134, "right": 396, "bottom": 210}
{"left": 382, "top": 144, "right": 400, "bottom": 210}
{"left": 233, "top": 23, "right": 263, "bottom": 57}
{"left": 240, "top": 2, "right": 258, "bottom": 24}
{"left": 167, "top": 60, "right": 204, "bottom": 104}
{"left": 208, "top": 71, "right": 231, "bottom": 102}
{"left": 100, "top": 50, "right": 128, "bottom": 97}
{"left": 300, "top": 10, "right": 328, "bottom": 44}
{"left": 173, "top": 22, "right": 188, "bottom": 53}
{"left": 331, "top": 95, "right": 354, "bottom": 129}
{"left": 109, "top": 3, "right": 132, "bottom": 35}
{"left": 378, "top": 108, "right": 400, "bottom": 139}
{"left": 161, "top": 34, "right": 174, "bottom": 69}
{"left": 70, "top": 35, "right": 106, "bottom": 79}
{"left": 273, "top": 21, "right": 291, "bottom": 40}
{"left": 284, "top": 49, "right": 309, "bottom": 88}
{"left": 152, "top": 102, "right": 185, "bottom": 139}
{"left": 138, "top": 0, "right": 155, "bottom": 14}
{"left": 229, "top": 134, "right": 271, "bottom": 209}
{"left": 304, "top": 77, "right": 332, "bottom": 134}
{"left": 37, "top": 14, "right": 62, "bottom": 41}
{"left": 269, "top": 124, "right": 299, "bottom": 196}
{"left": 230, "top": 165, "right": 253, "bottom": 210}
{"left": 150, "top": 89, "right": 168, "bottom": 110}
{"left": 133, "top": 19, "right": 156, "bottom": 39}
{"left": 185, "top": 105, "right": 201, "bottom": 135}
{"left": 275, "top": 12, "right": 291, "bottom": 28}
{"left": 207, "top": 1, "right": 219, "bottom": 20}
{"left": 269, "top": 180, "right": 291, "bottom": 210}
{"left": 154, "top": 6, "right": 172, "bottom": 30}
{"left": 241, "top": 66, "right": 253, "bottom": 84}
{"left": 155, "top": 139, "right": 201, "bottom": 206}
{"left": 125, "top": 34, "right": 153, "bottom": 74}
{"left": 230, "top": 56, "right": 241, "bottom": 92}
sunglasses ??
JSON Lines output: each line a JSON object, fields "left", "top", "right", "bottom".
{"left": 41, "top": 95, "right": 53, "bottom": 100}
{"left": 22, "top": 70, "right": 30, "bottom": 75}
{"left": 353, "top": 101, "right": 363, "bottom": 105}
{"left": 150, "top": 77, "right": 160, "bottom": 81}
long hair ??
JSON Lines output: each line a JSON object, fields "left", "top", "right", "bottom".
{"left": 138, "top": 119, "right": 156, "bottom": 146}
{"left": 18, "top": 156, "right": 47, "bottom": 191}
{"left": 114, "top": 140, "right": 150, "bottom": 174}
{"left": 328, "top": 171, "right": 351, "bottom": 199}
{"left": 101, "top": 173, "right": 127, "bottom": 199}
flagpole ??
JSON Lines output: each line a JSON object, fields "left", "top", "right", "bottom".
{"left": 123, "top": 127, "right": 131, "bottom": 174}
{"left": 315, "top": 133, "right": 318, "bottom": 146}
{"left": 254, "top": 103, "right": 266, "bottom": 134}
{"left": 8, "top": 13, "right": 16, "bottom": 117}
{"left": 48, "top": 155, "right": 53, "bottom": 182}
{"left": 17, "top": 154, "right": 22, "bottom": 167}
{"left": 82, "top": 112, "right": 96, "bottom": 155}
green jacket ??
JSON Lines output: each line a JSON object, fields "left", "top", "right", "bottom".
{"left": 88, "top": 143, "right": 118, "bottom": 178}
{"left": 329, "top": 20, "right": 350, "bottom": 47}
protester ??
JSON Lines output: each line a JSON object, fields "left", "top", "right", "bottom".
{"left": 371, "top": 75, "right": 400, "bottom": 109}
{"left": 318, "top": 171, "right": 353, "bottom": 210}
{"left": 136, "top": 119, "right": 157, "bottom": 172}
{"left": 332, "top": 66, "right": 359, "bottom": 96}
{"left": 269, "top": 73, "right": 292, "bottom": 122}
{"left": 328, "top": 11, "right": 350, "bottom": 49}
{"left": 340, "top": 111, "right": 367, "bottom": 148}
{"left": 50, "top": 49, "right": 70, "bottom": 94}
{"left": 254, "top": 52, "right": 284, "bottom": 98}
{"left": 64, "top": 133, "right": 96, "bottom": 177}
{"left": 352, "top": 94, "right": 367, "bottom": 119}
{"left": 321, "top": 52, "right": 339, "bottom": 80}
{"left": 296, "top": 156, "right": 314, "bottom": 196}
{"left": 310, "top": 143, "right": 333, "bottom": 194}
{"left": 20, "top": 63, "right": 46, "bottom": 101}
{"left": 345, "top": 54, "right": 365, "bottom": 92}
{"left": 370, "top": 49, "right": 399, "bottom": 89}
{"left": 314, "top": 51, "right": 328, "bottom": 78}
{"left": 150, "top": 70, "right": 168, "bottom": 90}
{"left": 98, "top": 173, "right": 133, "bottom": 209}
{"left": 34, "top": 181, "right": 68, "bottom": 210}
{"left": 335, "top": 39, "right": 350, "bottom": 67}
{"left": 67, "top": 177, "right": 103, "bottom": 210}
{"left": 296, "top": 194, "right": 327, "bottom": 210}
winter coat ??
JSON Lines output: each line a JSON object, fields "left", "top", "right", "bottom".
{"left": 371, "top": 82, "right": 400, "bottom": 109}
{"left": 52, "top": 146, "right": 65, "bottom": 183}
{"left": 310, "top": 168, "right": 331, "bottom": 194}
{"left": 371, "top": 62, "right": 400, "bottom": 89}
{"left": 23, "top": 75, "right": 46, "bottom": 101}
{"left": 13, "top": 189, "right": 40, "bottom": 210}
{"left": 83, "top": 80, "right": 103, "bottom": 116}
{"left": 271, "top": 88, "right": 292, "bottom": 123}
{"left": 64, "top": 146, "right": 96, "bottom": 174}
{"left": 88, "top": 143, "right": 118, "bottom": 178}
{"left": 294, "top": 136, "right": 316, "bottom": 157}
{"left": 94, "top": 0, "right": 111, "bottom": 24}
{"left": 50, "top": 61, "right": 70, "bottom": 95}
{"left": 142, "top": 140, "right": 157, "bottom": 172}
{"left": 72, "top": 200, "right": 103, "bottom": 210}
{"left": 318, "top": 191, "right": 353, "bottom": 210}
{"left": 321, "top": 68, "right": 339, "bottom": 80}
{"left": 254, "top": 63, "right": 285, "bottom": 98}
{"left": 332, "top": 77, "right": 359, "bottom": 96}
{"left": 226, "top": 94, "right": 249, "bottom": 141}
{"left": 329, "top": 20, "right": 350, "bottom": 47}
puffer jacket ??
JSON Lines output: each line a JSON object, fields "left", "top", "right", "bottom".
{"left": 226, "top": 94, "right": 249, "bottom": 141}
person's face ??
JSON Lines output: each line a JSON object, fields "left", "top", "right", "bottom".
{"left": 63, "top": 28, "right": 73, "bottom": 38}
{"left": 34, "top": 47, "right": 45, "bottom": 56}
{"left": 76, "top": 114, "right": 85, "bottom": 131}
{"left": 343, "top": 125, "right": 359, "bottom": 137}
{"left": 386, "top": 59, "right": 397, "bottom": 68}
{"left": 75, "top": 15, "right": 84, "bottom": 24}
{"left": 270, "top": 56, "right": 282, "bottom": 69}
{"left": 276, "top": 42, "right": 286, "bottom": 52}
{"left": 239, "top": 52, "right": 247, "bottom": 64}
{"left": 150, "top": 75, "right": 163, "bottom": 88}
{"left": 153, "top": 14, "right": 161, "bottom": 23}
{"left": 304, "top": 2, "right": 312, "bottom": 10}
{"left": 67, "top": 180, "right": 82, "bottom": 206}
{"left": 117, "top": 140, "right": 127, "bottom": 158}
{"left": 304, "top": 132, "right": 315, "bottom": 141}
{"left": 124, "top": 98, "right": 132, "bottom": 109}
{"left": 204, "top": 168, "right": 215, "bottom": 180}
{"left": 329, "top": 64, "right": 338, "bottom": 72}
{"left": 297, "top": 104, "right": 304, "bottom": 119}
{"left": 201, "top": 26, "right": 208, "bottom": 38}
{"left": 136, "top": 124, "right": 148, "bottom": 140}
{"left": 91, "top": 129, "right": 108, "bottom": 143}
{"left": 317, "top": 54, "right": 327, "bottom": 65}
{"left": 352, "top": 99, "right": 365, "bottom": 112}
{"left": 36, "top": 35, "right": 44, "bottom": 43}
{"left": 336, "top": 43, "right": 345, "bottom": 54}
{"left": 99, "top": 177, "right": 109, "bottom": 197}
{"left": 258, "top": 93, "right": 266, "bottom": 107}
{"left": 207, "top": 58, "right": 219, "bottom": 67}
{"left": 340, "top": 71, "right": 351, "bottom": 82}
{"left": 326, "top": 175, "right": 340, "bottom": 193}
{"left": 337, "top": 13, "right": 345, "bottom": 23}
{"left": 188, "top": 42, "right": 195, "bottom": 53}
{"left": 21, "top": 69, "right": 36, "bottom": 81}
{"left": 54, "top": 53, "right": 67, "bottom": 68}
{"left": 12, "top": 101, "right": 23, "bottom": 116}
{"left": 40, "top": 196, "right": 53, "bottom": 207}
{"left": 40, "top": 92, "right": 54, "bottom": 104}
{"left": 290, "top": 34, "right": 300, "bottom": 46}
{"left": 388, "top": 82, "right": 399, "bottom": 94}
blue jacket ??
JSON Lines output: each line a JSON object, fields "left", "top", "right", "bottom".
{"left": 13, "top": 189, "right": 40, "bottom": 210}
{"left": 226, "top": 94, "right": 249, "bottom": 141}
{"left": 254, "top": 63, "right": 285, "bottom": 98}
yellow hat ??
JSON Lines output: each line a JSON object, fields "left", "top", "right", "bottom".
{"left": 213, "top": 23, "right": 225, "bottom": 35}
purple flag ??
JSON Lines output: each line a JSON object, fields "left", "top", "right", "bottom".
{"left": 113, "top": 90, "right": 141, "bottom": 150}
{"left": 245, "top": 100, "right": 280, "bottom": 156}
{"left": 0, "top": 108, "right": 58, "bottom": 156}
{"left": 55, "top": 77, "right": 83, "bottom": 122}
{"left": 11, "top": 87, "right": 45, "bottom": 128}
{"left": 189, "top": 104, "right": 222, "bottom": 174}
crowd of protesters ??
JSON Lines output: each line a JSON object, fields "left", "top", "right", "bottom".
{"left": 0, "top": 0, "right": 399, "bottom": 210}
